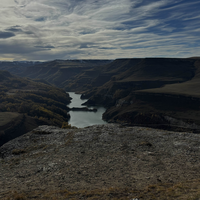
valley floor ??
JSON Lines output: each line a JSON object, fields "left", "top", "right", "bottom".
{"left": 0, "top": 124, "right": 200, "bottom": 199}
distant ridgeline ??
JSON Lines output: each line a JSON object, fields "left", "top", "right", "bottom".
{"left": 2, "top": 58, "right": 200, "bottom": 132}
{"left": 0, "top": 70, "right": 71, "bottom": 146}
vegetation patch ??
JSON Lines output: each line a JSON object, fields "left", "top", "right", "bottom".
{"left": 61, "top": 122, "right": 77, "bottom": 129}
{"left": 0, "top": 71, "right": 71, "bottom": 127}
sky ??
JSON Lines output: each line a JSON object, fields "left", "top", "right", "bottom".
{"left": 0, "top": 0, "right": 200, "bottom": 61}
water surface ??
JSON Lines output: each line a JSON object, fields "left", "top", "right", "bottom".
{"left": 67, "top": 92, "right": 107, "bottom": 128}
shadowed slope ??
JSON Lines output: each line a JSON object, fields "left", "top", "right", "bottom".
{"left": 0, "top": 70, "right": 71, "bottom": 146}
{"left": 139, "top": 60, "right": 200, "bottom": 97}
{"left": 80, "top": 58, "right": 200, "bottom": 131}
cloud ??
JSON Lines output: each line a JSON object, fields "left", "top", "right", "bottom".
{"left": 0, "top": 0, "right": 200, "bottom": 60}
{"left": 79, "top": 44, "right": 89, "bottom": 49}
{"left": 34, "top": 45, "right": 55, "bottom": 49}
{"left": 6, "top": 25, "right": 22, "bottom": 32}
{"left": 0, "top": 31, "right": 15, "bottom": 39}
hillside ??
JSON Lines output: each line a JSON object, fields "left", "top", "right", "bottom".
{"left": 18, "top": 60, "right": 112, "bottom": 88}
{"left": 0, "top": 70, "right": 71, "bottom": 146}
{"left": 2, "top": 58, "right": 200, "bottom": 131}
{"left": 1, "top": 124, "right": 200, "bottom": 199}
{"left": 0, "top": 61, "right": 42, "bottom": 75}
{"left": 137, "top": 59, "right": 200, "bottom": 97}
{"left": 75, "top": 58, "right": 200, "bottom": 131}
{"left": 66, "top": 58, "right": 195, "bottom": 93}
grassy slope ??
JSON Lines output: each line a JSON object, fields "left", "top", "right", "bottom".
{"left": 3, "top": 180, "right": 200, "bottom": 200}
{"left": 0, "top": 112, "right": 20, "bottom": 126}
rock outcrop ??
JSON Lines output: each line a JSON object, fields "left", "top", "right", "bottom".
{"left": 1, "top": 124, "right": 200, "bottom": 199}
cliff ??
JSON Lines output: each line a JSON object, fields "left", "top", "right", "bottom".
{"left": 0, "top": 113, "right": 53, "bottom": 147}
{"left": 1, "top": 124, "right": 200, "bottom": 199}
{"left": 79, "top": 58, "right": 200, "bottom": 130}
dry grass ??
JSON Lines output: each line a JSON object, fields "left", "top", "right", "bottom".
{"left": 0, "top": 112, "right": 20, "bottom": 126}
{"left": 64, "top": 131, "right": 75, "bottom": 145}
{"left": 2, "top": 180, "right": 200, "bottom": 200}
{"left": 4, "top": 191, "right": 27, "bottom": 200}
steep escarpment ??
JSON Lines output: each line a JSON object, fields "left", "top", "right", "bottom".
{"left": 79, "top": 58, "right": 200, "bottom": 131}
{"left": 82, "top": 58, "right": 196, "bottom": 103}
{"left": 65, "top": 58, "right": 143, "bottom": 92}
{"left": 0, "top": 113, "right": 52, "bottom": 147}
{"left": 1, "top": 124, "right": 200, "bottom": 199}
{"left": 19, "top": 60, "right": 112, "bottom": 89}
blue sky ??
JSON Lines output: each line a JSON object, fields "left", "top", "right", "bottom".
{"left": 0, "top": 0, "right": 200, "bottom": 61}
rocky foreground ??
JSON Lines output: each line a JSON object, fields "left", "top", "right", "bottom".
{"left": 1, "top": 124, "right": 200, "bottom": 199}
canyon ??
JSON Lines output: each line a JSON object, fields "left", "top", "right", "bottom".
{"left": 3, "top": 57, "right": 200, "bottom": 132}
{"left": 1, "top": 58, "right": 200, "bottom": 199}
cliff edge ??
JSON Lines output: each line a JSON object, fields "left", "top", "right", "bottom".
{"left": 1, "top": 124, "right": 200, "bottom": 199}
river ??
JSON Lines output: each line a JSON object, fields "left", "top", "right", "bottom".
{"left": 67, "top": 92, "right": 107, "bottom": 128}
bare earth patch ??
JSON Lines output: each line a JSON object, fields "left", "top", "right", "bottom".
{"left": 0, "top": 124, "right": 200, "bottom": 199}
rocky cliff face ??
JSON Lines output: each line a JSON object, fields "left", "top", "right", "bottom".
{"left": 1, "top": 124, "right": 200, "bottom": 199}
{"left": 79, "top": 58, "right": 200, "bottom": 130}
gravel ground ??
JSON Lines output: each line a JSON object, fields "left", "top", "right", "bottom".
{"left": 0, "top": 124, "right": 200, "bottom": 199}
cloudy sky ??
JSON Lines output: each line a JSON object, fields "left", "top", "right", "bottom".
{"left": 0, "top": 0, "right": 200, "bottom": 61}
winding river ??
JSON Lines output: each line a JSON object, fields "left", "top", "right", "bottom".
{"left": 67, "top": 92, "right": 107, "bottom": 128}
